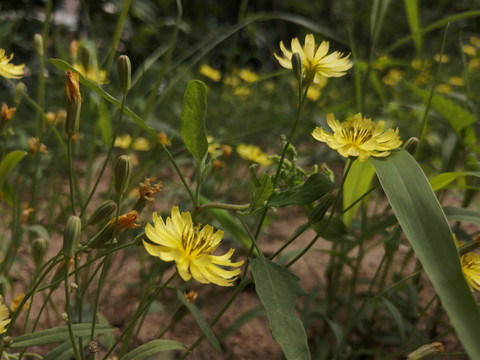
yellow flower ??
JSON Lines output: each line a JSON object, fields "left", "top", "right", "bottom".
{"left": 312, "top": 113, "right": 402, "bottom": 162}
{"left": 199, "top": 64, "right": 221, "bottom": 82}
{"left": 448, "top": 76, "right": 465, "bottom": 86}
{"left": 1, "top": 103, "right": 16, "bottom": 123}
{"left": 461, "top": 252, "right": 480, "bottom": 291}
{"left": 237, "top": 143, "right": 272, "bottom": 166}
{"left": 0, "top": 49, "right": 25, "bottom": 79}
{"left": 114, "top": 134, "right": 150, "bottom": 151}
{"left": 433, "top": 53, "right": 450, "bottom": 63}
{"left": 274, "top": 34, "right": 352, "bottom": 84}
{"left": 0, "top": 296, "right": 10, "bottom": 334}
{"left": 10, "top": 293, "right": 31, "bottom": 313}
{"left": 462, "top": 44, "right": 477, "bottom": 57}
{"left": 238, "top": 69, "right": 259, "bottom": 83}
{"left": 382, "top": 69, "right": 403, "bottom": 87}
{"left": 73, "top": 63, "right": 108, "bottom": 84}
{"left": 144, "top": 207, "right": 243, "bottom": 286}
{"left": 436, "top": 84, "right": 452, "bottom": 94}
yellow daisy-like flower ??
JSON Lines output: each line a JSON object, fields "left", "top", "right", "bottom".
{"left": 237, "top": 143, "right": 272, "bottom": 166}
{"left": 73, "top": 63, "right": 108, "bottom": 84}
{"left": 144, "top": 207, "right": 244, "bottom": 286}
{"left": 0, "top": 296, "right": 11, "bottom": 334}
{"left": 312, "top": 113, "right": 402, "bottom": 162}
{"left": 274, "top": 34, "right": 352, "bottom": 84}
{"left": 0, "top": 49, "right": 25, "bottom": 79}
{"left": 461, "top": 252, "right": 480, "bottom": 291}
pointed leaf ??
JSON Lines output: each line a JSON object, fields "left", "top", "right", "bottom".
{"left": 371, "top": 149, "right": 480, "bottom": 358}
{"left": 122, "top": 339, "right": 187, "bottom": 360}
{"left": 268, "top": 173, "right": 332, "bottom": 208}
{"left": 0, "top": 150, "right": 27, "bottom": 190}
{"left": 249, "top": 173, "right": 273, "bottom": 212}
{"left": 250, "top": 257, "right": 310, "bottom": 360}
{"left": 180, "top": 80, "right": 208, "bottom": 163}
{"left": 177, "top": 290, "right": 221, "bottom": 352}
{"left": 444, "top": 206, "right": 480, "bottom": 225}
{"left": 429, "top": 171, "right": 480, "bottom": 191}
{"left": 9, "top": 324, "right": 116, "bottom": 348}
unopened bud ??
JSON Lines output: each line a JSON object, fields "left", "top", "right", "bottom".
{"left": 403, "top": 137, "right": 419, "bottom": 156}
{"left": 14, "top": 82, "right": 26, "bottom": 106}
{"left": 117, "top": 55, "right": 131, "bottom": 94}
{"left": 63, "top": 215, "right": 81, "bottom": 259}
{"left": 291, "top": 52, "right": 303, "bottom": 84}
{"left": 308, "top": 190, "right": 337, "bottom": 224}
{"left": 3, "top": 336, "right": 13, "bottom": 347}
{"left": 86, "top": 200, "right": 117, "bottom": 226}
{"left": 32, "top": 237, "right": 49, "bottom": 269}
{"left": 115, "top": 155, "right": 132, "bottom": 194}
{"left": 407, "top": 342, "right": 444, "bottom": 359}
{"left": 34, "top": 34, "right": 44, "bottom": 58}
{"left": 65, "top": 71, "right": 82, "bottom": 137}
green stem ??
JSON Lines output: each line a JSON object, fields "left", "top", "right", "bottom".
{"left": 65, "top": 260, "right": 82, "bottom": 360}
{"left": 67, "top": 137, "right": 76, "bottom": 215}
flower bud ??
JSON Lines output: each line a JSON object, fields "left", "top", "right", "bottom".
{"left": 117, "top": 55, "right": 131, "bottom": 94}
{"left": 34, "top": 33, "right": 44, "bottom": 58}
{"left": 14, "top": 82, "right": 26, "bottom": 106}
{"left": 86, "top": 200, "right": 117, "bottom": 226}
{"left": 3, "top": 336, "right": 13, "bottom": 347}
{"left": 403, "top": 137, "right": 419, "bottom": 156}
{"left": 65, "top": 71, "right": 82, "bottom": 137}
{"left": 407, "top": 342, "right": 444, "bottom": 359}
{"left": 308, "top": 189, "right": 337, "bottom": 224}
{"left": 115, "top": 155, "right": 132, "bottom": 195}
{"left": 32, "top": 237, "right": 49, "bottom": 269}
{"left": 63, "top": 215, "right": 81, "bottom": 259}
{"left": 291, "top": 52, "right": 303, "bottom": 84}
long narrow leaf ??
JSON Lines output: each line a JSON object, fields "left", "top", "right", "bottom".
{"left": 371, "top": 149, "right": 480, "bottom": 358}
{"left": 0, "top": 150, "right": 27, "bottom": 190}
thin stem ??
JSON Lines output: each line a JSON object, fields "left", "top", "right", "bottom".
{"left": 67, "top": 137, "right": 76, "bottom": 215}
{"left": 65, "top": 260, "right": 82, "bottom": 360}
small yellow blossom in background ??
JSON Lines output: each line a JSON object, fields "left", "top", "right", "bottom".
{"left": 199, "top": 64, "right": 221, "bottom": 82}
{"left": 436, "top": 84, "right": 452, "bottom": 94}
{"left": 28, "top": 137, "right": 48, "bottom": 154}
{"left": 305, "top": 76, "right": 327, "bottom": 101}
{"left": 73, "top": 63, "right": 108, "bottom": 84}
{"left": 274, "top": 34, "right": 352, "bottom": 84}
{"left": 0, "top": 49, "right": 25, "bottom": 79}
{"left": 238, "top": 69, "right": 259, "bottom": 83}
{"left": 139, "top": 177, "right": 163, "bottom": 202}
{"left": 184, "top": 290, "right": 198, "bottom": 304}
{"left": 462, "top": 44, "right": 477, "bottom": 57}
{"left": 114, "top": 134, "right": 150, "bottom": 151}
{"left": 382, "top": 69, "right": 403, "bottom": 87}
{"left": 10, "top": 293, "right": 31, "bottom": 313}
{"left": 470, "top": 36, "right": 480, "bottom": 47}
{"left": 207, "top": 136, "right": 223, "bottom": 157}
{"left": 21, "top": 205, "right": 34, "bottom": 223}
{"left": 448, "top": 76, "right": 465, "bottom": 86}
{"left": 0, "top": 296, "right": 11, "bottom": 334}
{"left": 233, "top": 86, "right": 252, "bottom": 98}
{"left": 468, "top": 58, "right": 480, "bottom": 72}
{"left": 461, "top": 252, "right": 480, "bottom": 291}
{"left": 144, "top": 206, "right": 244, "bottom": 286}
{"left": 1, "top": 103, "right": 16, "bottom": 123}
{"left": 237, "top": 143, "right": 272, "bottom": 166}
{"left": 312, "top": 113, "right": 402, "bottom": 162}
{"left": 433, "top": 53, "right": 450, "bottom": 63}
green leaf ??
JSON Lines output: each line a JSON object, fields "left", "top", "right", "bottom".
{"left": 444, "top": 206, "right": 480, "bottom": 225}
{"left": 10, "top": 324, "right": 116, "bottom": 348}
{"left": 0, "top": 150, "right": 27, "bottom": 191}
{"left": 404, "top": 81, "right": 476, "bottom": 134}
{"left": 250, "top": 257, "right": 310, "bottom": 360}
{"left": 177, "top": 290, "right": 221, "bottom": 352}
{"left": 403, "top": 0, "right": 422, "bottom": 55}
{"left": 381, "top": 297, "right": 405, "bottom": 344}
{"left": 342, "top": 160, "right": 375, "bottom": 227}
{"left": 268, "top": 173, "right": 333, "bottom": 208}
{"left": 429, "top": 171, "right": 480, "bottom": 191}
{"left": 371, "top": 149, "right": 480, "bottom": 358}
{"left": 180, "top": 80, "right": 209, "bottom": 164}
{"left": 219, "top": 305, "right": 265, "bottom": 340}
{"left": 122, "top": 339, "right": 187, "bottom": 360}
{"left": 28, "top": 225, "right": 50, "bottom": 241}
{"left": 43, "top": 340, "right": 75, "bottom": 360}
{"left": 249, "top": 173, "right": 273, "bottom": 212}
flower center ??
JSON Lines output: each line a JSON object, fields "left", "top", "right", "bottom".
{"left": 181, "top": 224, "right": 216, "bottom": 256}
{"left": 341, "top": 119, "right": 375, "bottom": 145}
